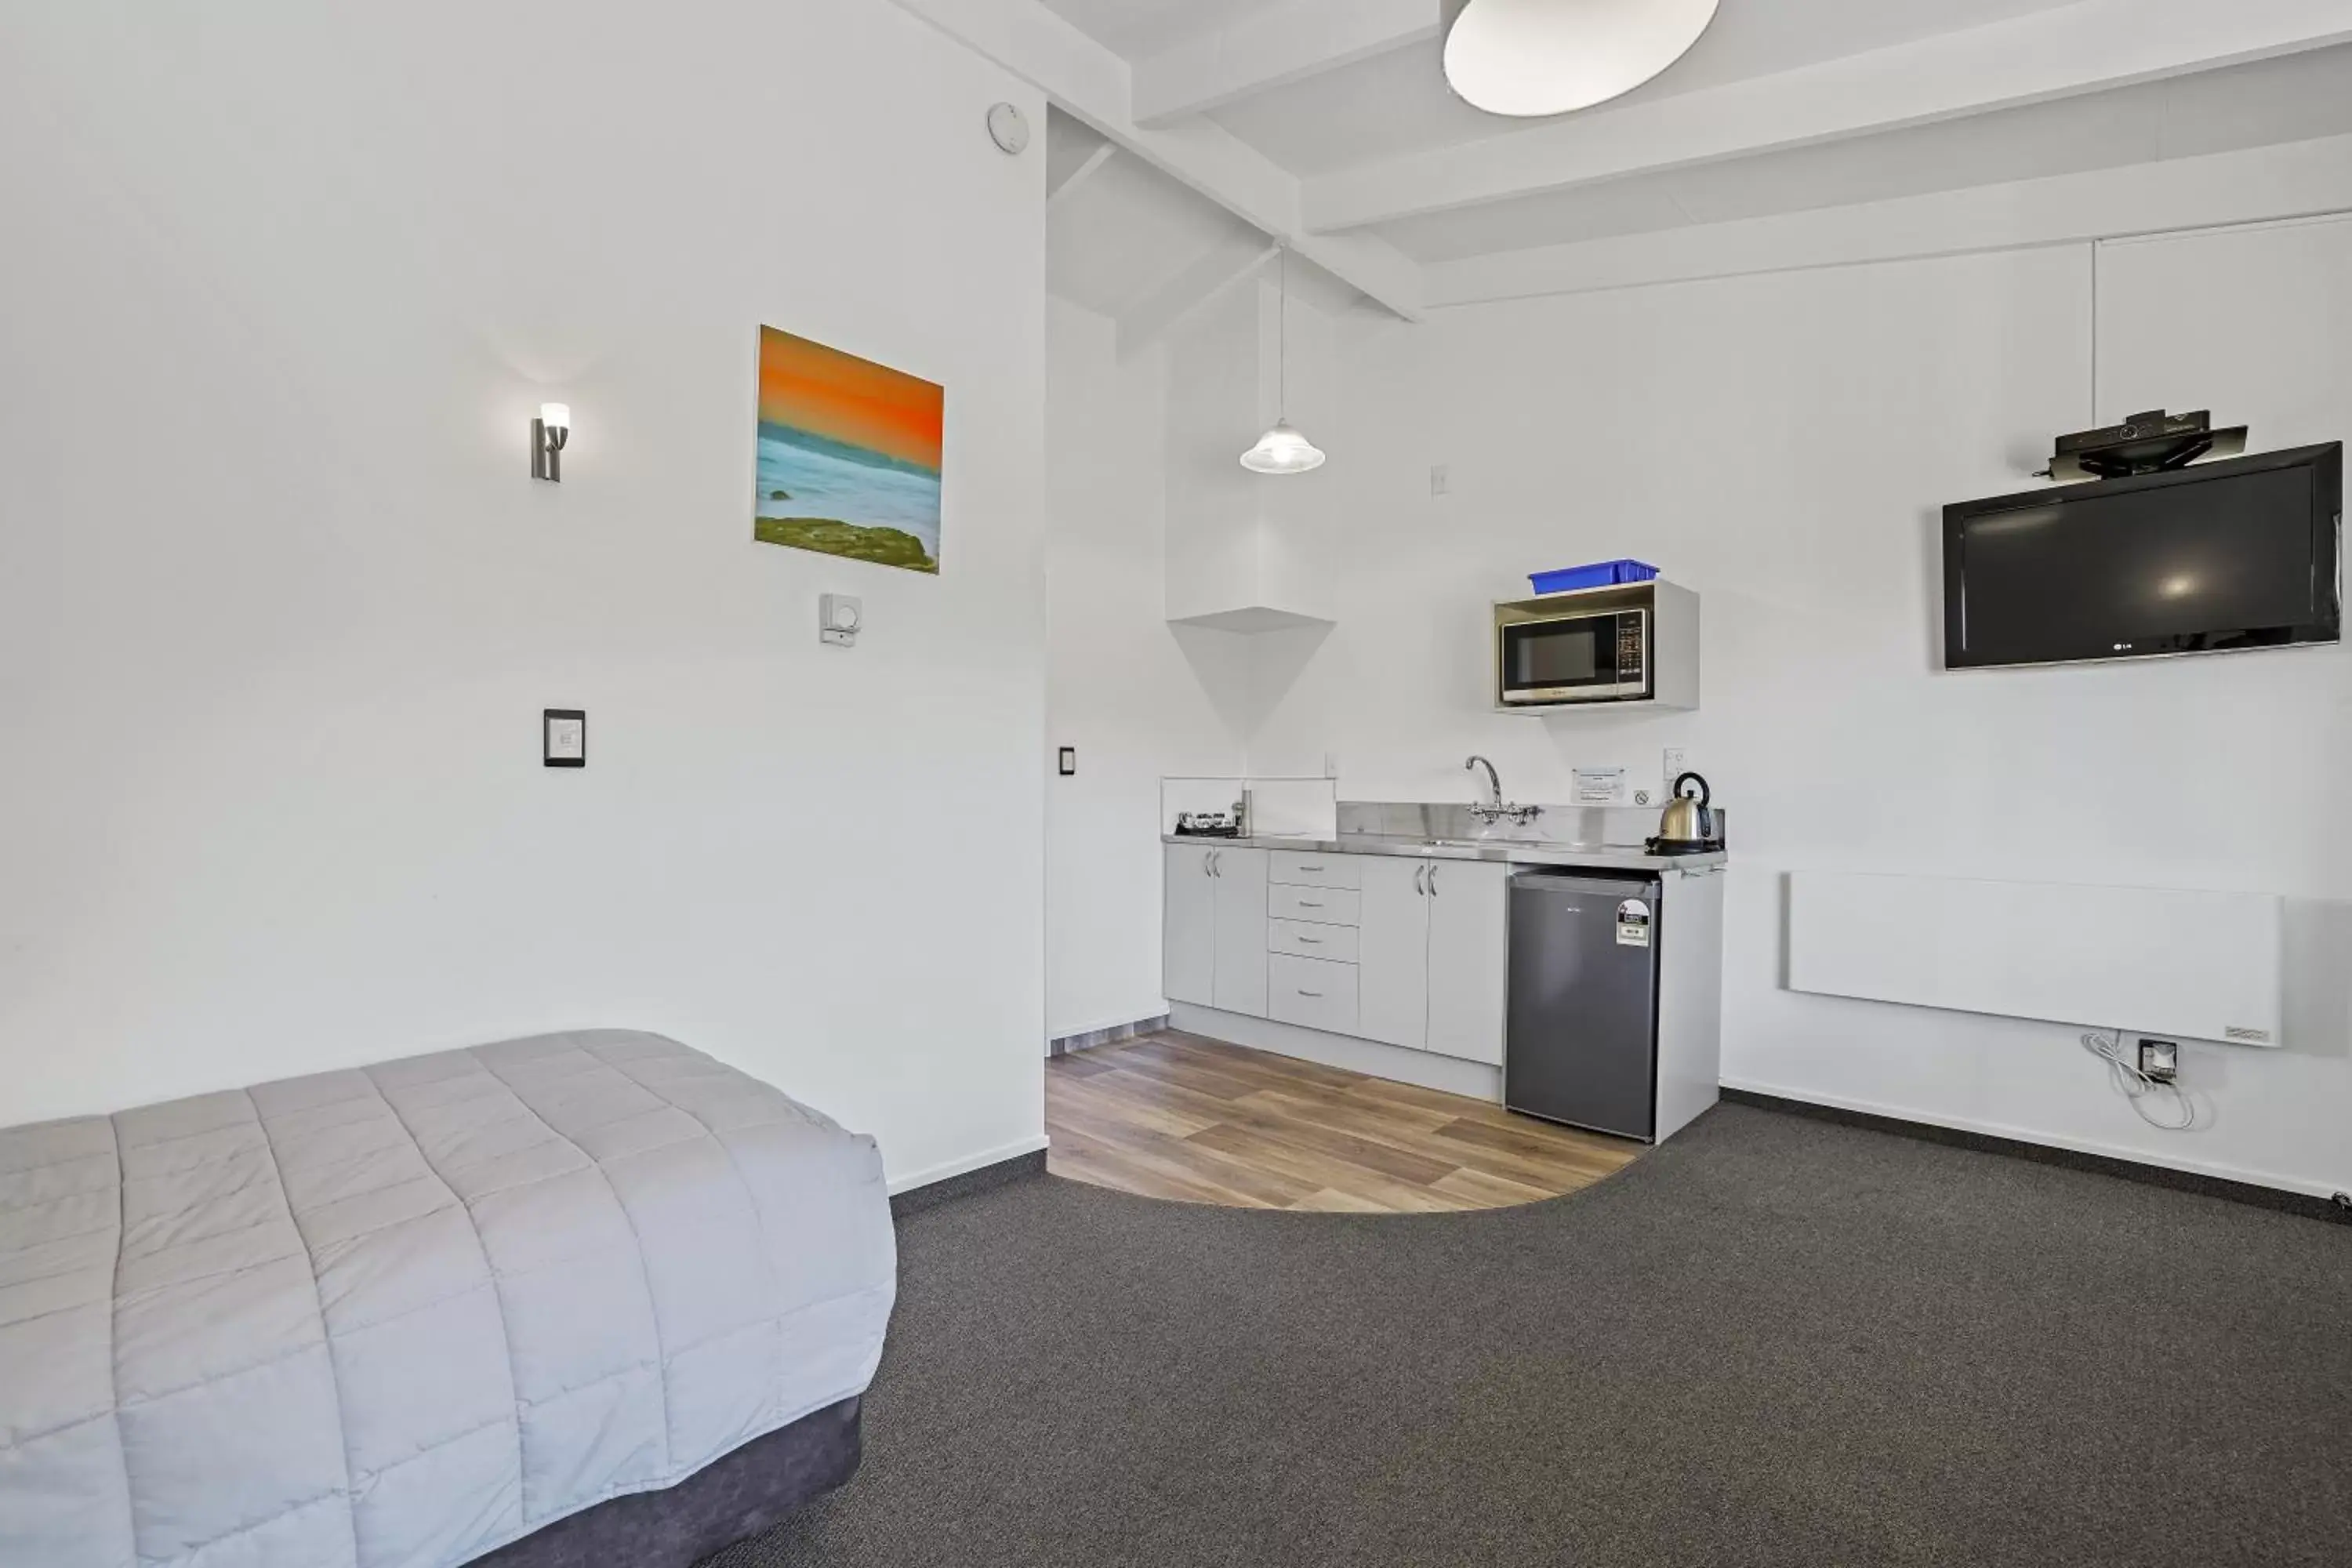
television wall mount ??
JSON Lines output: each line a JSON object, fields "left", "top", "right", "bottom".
{"left": 2037, "top": 408, "right": 2249, "bottom": 481}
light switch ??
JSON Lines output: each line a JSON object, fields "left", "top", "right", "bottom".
{"left": 544, "top": 710, "right": 586, "bottom": 768}
{"left": 820, "top": 593, "right": 862, "bottom": 648}
{"left": 1058, "top": 746, "right": 1076, "bottom": 777}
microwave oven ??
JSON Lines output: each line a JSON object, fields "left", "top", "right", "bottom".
{"left": 1498, "top": 608, "right": 1650, "bottom": 703}
{"left": 1494, "top": 581, "right": 1698, "bottom": 710}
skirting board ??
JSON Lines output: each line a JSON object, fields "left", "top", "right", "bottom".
{"left": 1047, "top": 1013, "right": 1168, "bottom": 1058}
{"left": 1167, "top": 1003, "right": 1502, "bottom": 1102}
{"left": 886, "top": 1134, "right": 1050, "bottom": 1200}
{"left": 1721, "top": 1077, "right": 2351, "bottom": 1216}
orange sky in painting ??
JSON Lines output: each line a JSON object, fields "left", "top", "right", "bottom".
{"left": 757, "top": 327, "right": 944, "bottom": 474}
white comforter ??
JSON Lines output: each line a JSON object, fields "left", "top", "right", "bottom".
{"left": 0, "top": 1030, "right": 896, "bottom": 1567}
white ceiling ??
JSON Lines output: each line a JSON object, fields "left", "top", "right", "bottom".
{"left": 1047, "top": 118, "right": 1258, "bottom": 321}
{"left": 1372, "top": 42, "right": 2352, "bottom": 262}
{"left": 1031, "top": 0, "right": 2352, "bottom": 316}
{"left": 1040, "top": 0, "right": 1269, "bottom": 58}
{"left": 1200, "top": 0, "right": 2082, "bottom": 178}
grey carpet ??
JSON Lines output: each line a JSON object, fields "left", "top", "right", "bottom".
{"left": 710, "top": 1104, "right": 2352, "bottom": 1567}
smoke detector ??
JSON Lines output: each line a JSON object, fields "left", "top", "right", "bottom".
{"left": 986, "top": 102, "right": 1030, "bottom": 155}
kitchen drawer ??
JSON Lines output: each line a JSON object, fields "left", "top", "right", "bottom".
{"left": 1269, "top": 919, "right": 1360, "bottom": 964}
{"left": 1270, "top": 885, "right": 1361, "bottom": 927}
{"left": 1269, "top": 851, "right": 1361, "bottom": 891}
{"left": 1268, "top": 953, "right": 1359, "bottom": 1035}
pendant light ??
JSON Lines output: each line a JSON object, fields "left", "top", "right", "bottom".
{"left": 1240, "top": 245, "right": 1325, "bottom": 476}
{"left": 1441, "top": 0, "right": 1719, "bottom": 119}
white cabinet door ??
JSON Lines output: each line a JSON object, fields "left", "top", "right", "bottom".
{"left": 1163, "top": 844, "right": 1217, "bottom": 1006}
{"left": 1356, "top": 854, "right": 1430, "bottom": 1051}
{"left": 1211, "top": 848, "right": 1270, "bottom": 1018}
{"left": 1426, "top": 858, "right": 1508, "bottom": 1065}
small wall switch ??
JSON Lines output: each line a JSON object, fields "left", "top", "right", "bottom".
{"left": 2137, "top": 1038, "right": 2180, "bottom": 1083}
{"left": 1057, "top": 746, "right": 1076, "bottom": 777}
{"left": 1429, "top": 464, "right": 1450, "bottom": 498}
{"left": 1663, "top": 748, "right": 1689, "bottom": 789}
{"left": 819, "top": 593, "right": 862, "bottom": 648}
{"left": 543, "top": 710, "right": 586, "bottom": 768}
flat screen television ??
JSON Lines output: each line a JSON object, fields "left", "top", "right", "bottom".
{"left": 1943, "top": 443, "right": 2342, "bottom": 670}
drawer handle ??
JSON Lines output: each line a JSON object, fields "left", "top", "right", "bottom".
{"left": 1298, "top": 936, "right": 1322, "bottom": 944}
{"left": 1298, "top": 864, "right": 1322, "bottom": 871}
{"left": 1297, "top": 989, "right": 1323, "bottom": 998}
{"left": 1298, "top": 900, "right": 1323, "bottom": 908}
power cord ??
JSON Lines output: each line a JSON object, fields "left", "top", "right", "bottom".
{"left": 2080, "top": 1029, "right": 2196, "bottom": 1131}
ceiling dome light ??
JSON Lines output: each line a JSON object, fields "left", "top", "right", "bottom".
{"left": 1442, "top": 0, "right": 1719, "bottom": 118}
{"left": 1241, "top": 419, "right": 1326, "bottom": 475}
{"left": 1240, "top": 245, "right": 1326, "bottom": 475}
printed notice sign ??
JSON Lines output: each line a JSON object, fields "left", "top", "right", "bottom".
{"left": 1574, "top": 767, "right": 1627, "bottom": 804}
{"left": 1616, "top": 898, "right": 1652, "bottom": 948}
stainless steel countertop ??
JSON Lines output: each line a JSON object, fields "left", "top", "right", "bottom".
{"left": 1160, "top": 832, "right": 1725, "bottom": 874}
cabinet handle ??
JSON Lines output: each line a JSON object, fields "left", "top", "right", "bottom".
{"left": 1428, "top": 866, "right": 1439, "bottom": 896}
{"left": 1298, "top": 900, "right": 1323, "bottom": 908}
{"left": 1414, "top": 865, "right": 1426, "bottom": 895}
{"left": 1208, "top": 851, "right": 1219, "bottom": 877}
{"left": 1298, "top": 935, "right": 1322, "bottom": 944}
{"left": 1298, "top": 864, "right": 1322, "bottom": 871}
{"left": 1297, "top": 989, "right": 1323, "bottom": 998}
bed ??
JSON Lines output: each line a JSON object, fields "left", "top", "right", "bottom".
{"left": 0, "top": 1029, "right": 897, "bottom": 1568}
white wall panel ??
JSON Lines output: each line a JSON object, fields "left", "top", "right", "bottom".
{"left": 0, "top": 0, "right": 1049, "bottom": 1191}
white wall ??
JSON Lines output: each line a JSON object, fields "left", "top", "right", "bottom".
{"left": 1234, "top": 227, "right": 2352, "bottom": 1196}
{"left": 0, "top": 0, "right": 1049, "bottom": 1189}
{"left": 1044, "top": 298, "right": 1247, "bottom": 1038}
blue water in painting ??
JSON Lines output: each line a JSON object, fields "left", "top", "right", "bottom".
{"left": 757, "top": 423, "right": 942, "bottom": 561}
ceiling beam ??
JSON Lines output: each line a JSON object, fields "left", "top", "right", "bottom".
{"left": 882, "top": 0, "right": 1423, "bottom": 321}
{"left": 1305, "top": 0, "right": 2352, "bottom": 234}
{"left": 1422, "top": 132, "right": 2352, "bottom": 308}
{"left": 1047, "top": 140, "right": 1116, "bottom": 205}
{"left": 1118, "top": 239, "right": 1279, "bottom": 360}
{"left": 1131, "top": 0, "right": 1436, "bottom": 128}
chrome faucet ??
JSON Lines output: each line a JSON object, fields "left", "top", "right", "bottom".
{"left": 1466, "top": 755, "right": 1502, "bottom": 810}
{"left": 1465, "top": 756, "right": 1541, "bottom": 827}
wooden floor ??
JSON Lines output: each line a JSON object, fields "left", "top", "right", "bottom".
{"left": 1044, "top": 1031, "right": 1642, "bottom": 1212}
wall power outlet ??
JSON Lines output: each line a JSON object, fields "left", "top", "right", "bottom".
{"left": 2137, "top": 1038, "right": 2180, "bottom": 1083}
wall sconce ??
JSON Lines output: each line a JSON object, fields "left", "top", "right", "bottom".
{"left": 532, "top": 403, "right": 570, "bottom": 481}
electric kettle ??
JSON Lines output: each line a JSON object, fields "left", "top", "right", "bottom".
{"left": 1647, "top": 771, "right": 1722, "bottom": 855}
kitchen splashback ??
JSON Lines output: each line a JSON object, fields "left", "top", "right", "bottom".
{"left": 1337, "top": 800, "right": 1726, "bottom": 851}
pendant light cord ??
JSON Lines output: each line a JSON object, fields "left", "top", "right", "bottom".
{"left": 1278, "top": 243, "right": 1288, "bottom": 420}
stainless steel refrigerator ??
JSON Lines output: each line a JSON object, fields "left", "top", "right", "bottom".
{"left": 1504, "top": 869, "right": 1662, "bottom": 1141}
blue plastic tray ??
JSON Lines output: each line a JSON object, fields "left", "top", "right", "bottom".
{"left": 1530, "top": 559, "right": 1659, "bottom": 594}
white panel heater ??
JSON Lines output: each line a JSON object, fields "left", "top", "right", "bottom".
{"left": 1788, "top": 871, "right": 2282, "bottom": 1047}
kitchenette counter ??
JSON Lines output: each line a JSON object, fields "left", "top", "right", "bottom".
{"left": 1160, "top": 793, "right": 1726, "bottom": 1143}
{"left": 1160, "top": 831, "right": 1724, "bottom": 874}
